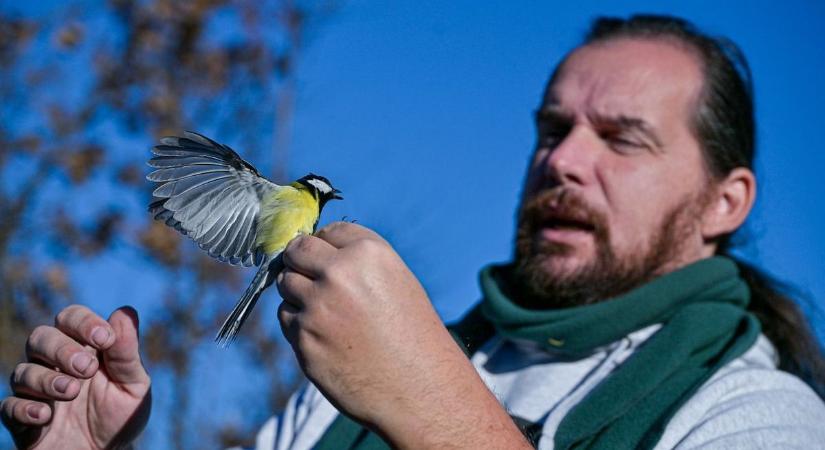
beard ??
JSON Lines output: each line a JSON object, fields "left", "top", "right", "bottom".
{"left": 510, "top": 187, "right": 707, "bottom": 309}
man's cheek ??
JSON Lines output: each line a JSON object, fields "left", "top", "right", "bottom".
{"left": 525, "top": 151, "right": 551, "bottom": 188}
{"left": 600, "top": 221, "right": 632, "bottom": 257}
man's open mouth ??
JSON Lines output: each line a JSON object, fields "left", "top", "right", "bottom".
{"left": 542, "top": 216, "right": 596, "bottom": 232}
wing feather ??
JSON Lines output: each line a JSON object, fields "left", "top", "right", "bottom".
{"left": 152, "top": 172, "right": 234, "bottom": 198}
{"left": 204, "top": 192, "right": 246, "bottom": 256}
{"left": 217, "top": 204, "right": 247, "bottom": 259}
{"left": 183, "top": 182, "right": 241, "bottom": 238}
{"left": 194, "top": 185, "right": 246, "bottom": 245}
{"left": 164, "top": 176, "right": 230, "bottom": 212}
{"left": 226, "top": 204, "right": 255, "bottom": 262}
{"left": 148, "top": 155, "right": 228, "bottom": 168}
{"left": 146, "top": 165, "right": 230, "bottom": 183}
{"left": 146, "top": 131, "right": 280, "bottom": 267}
{"left": 235, "top": 203, "right": 259, "bottom": 257}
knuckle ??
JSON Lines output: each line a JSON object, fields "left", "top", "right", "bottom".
{"left": 7, "top": 398, "right": 21, "bottom": 421}
{"left": 54, "top": 304, "right": 87, "bottom": 328}
{"left": 331, "top": 221, "right": 350, "bottom": 231}
{"left": 321, "top": 262, "right": 345, "bottom": 283}
{"left": 11, "top": 364, "right": 26, "bottom": 386}
{"left": 285, "top": 236, "right": 300, "bottom": 251}
{"left": 77, "top": 314, "right": 98, "bottom": 336}
{"left": 295, "top": 235, "right": 314, "bottom": 251}
{"left": 276, "top": 303, "right": 290, "bottom": 323}
{"left": 276, "top": 271, "right": 295, "bottom": 293}
{"left": 1, "top": 398, "right": 21, "bottom": 425}
{"left": 316, "top": 221, "right": 346, "bottom": 239}
{"left": 312, "top": 227, "right": 328, "bottom": 240}
{"left": 0, "top": 398, "right": 12, "bottom": 421}
{"left": 26, "top": 325, "right": 50, "bottom": 353}
{"left": 285, "top": 235, "right": 309, "bottom": 255}
{"left": 318, "top": 222, "right": 340, "bottom": 234}
{"left": 13, "top": 400, "right": 32, "bottom": 422}
{"left": 346, "top": 221, "right": 376, "bottom": 237}
{"left": 39, "top": 373, "right": 53, "bottom": 394}
{"left": 54, "top": 305, "right": 76, "bottom": 326}
{"left": 285, "top": 270, "right": 304, "bottom": 288}
{"left": 353, "top": 237, "right": 383, "bottom": 254}
{"left": 54, "top": 341, "right": 77, "bottom": 362}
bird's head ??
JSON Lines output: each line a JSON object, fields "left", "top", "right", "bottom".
{"left": 297, "top": 173, "right": 343, "bottom": 208}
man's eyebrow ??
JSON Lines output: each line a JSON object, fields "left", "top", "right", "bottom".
{"left": 534, "top": 105, "right": 574, "bottom": 123}
{"left": 534, "top": 106, "right": 665, "bottom": 150}
{"left": 590, "top": 112, "right": 664, "bottom": 149}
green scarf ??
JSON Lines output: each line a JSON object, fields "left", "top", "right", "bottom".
{"left": 314, "top": 256, "right": 760, "bottom": 449}
{"left": 481, "top": 256, "right": 760, "bottom": 449}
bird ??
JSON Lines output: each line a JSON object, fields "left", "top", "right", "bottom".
{"left": 146, "top": 131, "right": 342, "bottom": 347}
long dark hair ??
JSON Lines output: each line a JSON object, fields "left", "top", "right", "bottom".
{"left": 582, "top": 14, "right": 825, "bottom": 398}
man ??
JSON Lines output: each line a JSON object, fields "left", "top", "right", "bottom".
{"left": 3, "top": 14, "right": 825, "bottom": 450}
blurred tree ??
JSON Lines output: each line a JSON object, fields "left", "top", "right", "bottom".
{"left": 0, "top": 0, "right": 337, "bottom": 448}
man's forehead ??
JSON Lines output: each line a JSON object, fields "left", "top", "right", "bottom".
{"left": 542, "top": 38, "right": 703, "bottom": 123}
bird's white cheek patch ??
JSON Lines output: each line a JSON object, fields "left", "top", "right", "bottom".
{"left": 307, "top": 179, "right": 332, "bottom": 194}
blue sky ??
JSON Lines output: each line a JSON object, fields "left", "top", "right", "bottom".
{"left": 3, "top": 1, "right": 825, "bottom": 448}
{"left": 289, "top": 0, "right": 825, "bottom": 327}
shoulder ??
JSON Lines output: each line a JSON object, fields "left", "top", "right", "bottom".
{"left": 656, "top": 335, "right": 825, "bottom": 449}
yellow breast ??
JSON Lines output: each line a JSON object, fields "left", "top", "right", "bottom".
{"left": 256, "top": 185, "right": 319, "bottom": 255}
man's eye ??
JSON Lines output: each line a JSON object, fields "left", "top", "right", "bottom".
{"left": 607, "top": 136, "right": 646, "bottom": 153}
{"left": 541, "top": 132, "right": 563, "bottom": 144}
{"left": 538, "top": 127, "right": 569, "bottom": 147}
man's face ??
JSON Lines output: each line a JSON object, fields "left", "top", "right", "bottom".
{"left": 515, "top": 38, "right": 715, "bottom": 306}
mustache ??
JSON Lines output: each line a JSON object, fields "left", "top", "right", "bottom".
{"left": 518, "top": 188, "right": 608, "bottom": 235}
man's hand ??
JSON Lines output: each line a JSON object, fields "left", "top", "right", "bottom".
{"left": 277, "top": 222, "right": 530, "bottom": 449}
{"left": 2, "top": 305, "right": 151, "bottom": 450}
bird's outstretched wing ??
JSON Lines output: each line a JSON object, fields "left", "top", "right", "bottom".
{"left": 147, "top": 131, "right": 280, "bottom": 267}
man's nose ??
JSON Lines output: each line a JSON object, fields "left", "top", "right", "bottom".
{"left": 540, "top": 126, "right": 598, "bottom": 187}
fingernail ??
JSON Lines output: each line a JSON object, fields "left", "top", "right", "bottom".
{"left": 91, "top": 326, "right": 111, "bottom": 347}
{"left": 71, "top": 352, "right": 94, "bottom": 373}
{"left": 27, "top": 404, "right": 42, "bottom": 420}
{"left": 53, "top": 376, "right": 71, "bottom": 393}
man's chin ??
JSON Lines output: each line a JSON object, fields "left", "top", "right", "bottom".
{"left": 512, "top": 252, "right": 604, "bottom": 309}
{"left": 533, "top": 252, "right": 597, "bottom": 282}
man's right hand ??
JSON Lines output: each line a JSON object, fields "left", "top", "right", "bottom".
{"left": 1, "top": 305, "right": 151, "bottom": 449}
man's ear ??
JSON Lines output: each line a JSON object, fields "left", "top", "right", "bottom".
{"left": 701, "top": 167, "right": 756, "bottom": 240}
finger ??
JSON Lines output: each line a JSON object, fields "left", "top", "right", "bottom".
{"left": 10, "top": 363, "right": 81, "bottom": 401}
{"left": 282, "top": 235, "right": 336, "bottom": 278}
{"left": 54, "top": 304, "right": 116, "bottom": 350}
{"left": 25, "top": 326, "right": 99, "bottom": 379}
{"left": 1, "top": 397, "right": 52, "bottom": 429}
{"left": 277, "top": 300, "right": 301, "bottom": 344}
{"left": 103, "top": 306, "right": 150, "bottom": 386}
{"left": 314, "top": 221, "right": 380, "bottom": 249}
{"left": 276, "top": 268, "right": 314, "bottom": 310}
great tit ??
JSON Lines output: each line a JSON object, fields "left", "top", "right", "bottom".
{"left": 146, "top": 131, "right": 342, "bottom": 347}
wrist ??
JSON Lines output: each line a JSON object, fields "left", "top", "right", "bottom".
{"left": 364, "top": 336, "right": 531, "bottom": 449}
{"left": 373, "top": 378, "right": 532, "bottom": 449}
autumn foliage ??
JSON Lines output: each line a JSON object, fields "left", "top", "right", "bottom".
{"left": 0, "top": 0, "right": 335, "bottom": 447}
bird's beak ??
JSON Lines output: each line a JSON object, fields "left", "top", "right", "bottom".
{"left": 332, "top": 188, "right": 343, "bottom": 200}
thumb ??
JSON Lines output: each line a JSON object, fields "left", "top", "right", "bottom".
{"left": 103, "top": 306, "right": 150, "bottom": 386}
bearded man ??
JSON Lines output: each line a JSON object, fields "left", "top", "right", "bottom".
{"left": 4, "top": 14, "right": 825, "bottom": 450}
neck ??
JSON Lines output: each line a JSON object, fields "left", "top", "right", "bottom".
{"left": 292, "top": 181, "right": 319, "bottom": 199}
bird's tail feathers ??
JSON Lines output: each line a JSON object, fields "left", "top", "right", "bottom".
{"left": 215, "top": 255, "right": 283, "bottom": 347}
